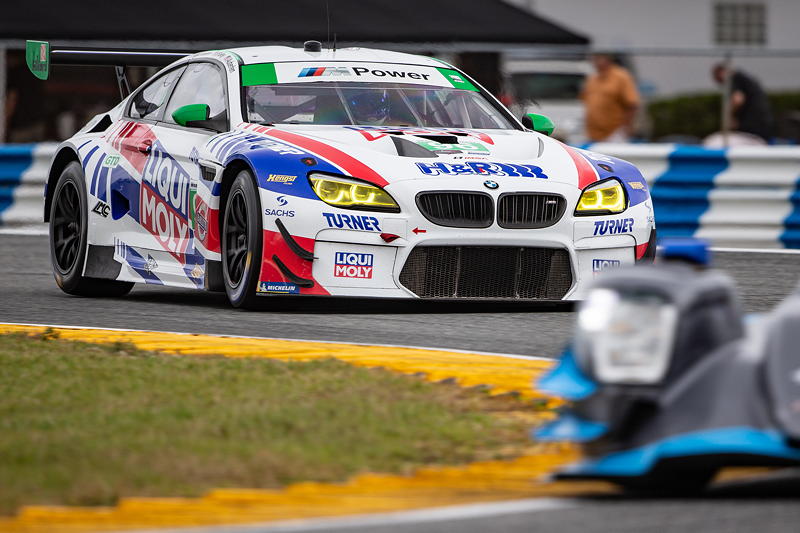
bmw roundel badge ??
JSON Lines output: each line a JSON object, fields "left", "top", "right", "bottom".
{"left": 483, "top": 180, "right": 499, "bottom": 190}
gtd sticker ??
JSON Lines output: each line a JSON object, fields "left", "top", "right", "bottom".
{"left": 322, "top": 212, "right": 381, "bottom": 232}
{"left": 415, "top": 161, "right": 548, "bottom": 179}
{"left": 334, "top": 252, "right": 374, "bottom": 279}
{"left": 593, "top": 218, "right": 634, "bottom": 236}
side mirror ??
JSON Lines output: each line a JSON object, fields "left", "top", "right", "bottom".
{"left": 171, "top": 104, "right": 227, "bottom": 132}
{"left": 521, "top": 113, "right": 555, "bottom": 136}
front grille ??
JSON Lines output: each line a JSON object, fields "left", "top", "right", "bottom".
{"left": 497, "top": 193, "right": 566, "bottom": 229}
{"left": 416, "top": 192, "right": 493, "bottom": 228}
{"left": 399, "top": 246, "right": 573, "bottom": 299}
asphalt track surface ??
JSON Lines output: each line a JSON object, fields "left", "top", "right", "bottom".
{"left": 1, "top": 234, "right": 799, "bottom": 357}
{"left": 1, "top": 233, "right": 799, "bottom": 532}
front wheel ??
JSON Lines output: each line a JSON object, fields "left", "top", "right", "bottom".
{"left": 222, "top": 170, "right": 263, "bottom": 308}
{"left": 49, "top": 161, "right": 133, "bottom": 297}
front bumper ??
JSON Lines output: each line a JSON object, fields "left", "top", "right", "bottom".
{"left": 258, "top": 178, "right": 654, "bottom": 300}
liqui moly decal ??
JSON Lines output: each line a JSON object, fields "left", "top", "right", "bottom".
{"left": 334, "top": 252, "right": 374, "bottom": 279}
{"left": 140, "top": 142, "right": 192, "bottom": 260}
{"left": 415, "top": 161, "right": 548, "bottom": 179}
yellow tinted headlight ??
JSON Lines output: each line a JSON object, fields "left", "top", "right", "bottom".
{"left": 309, "top": 175, "right": 399, "bottom": 211}
{"left": 575, "top": 180, "right": 626, "bottom": 215}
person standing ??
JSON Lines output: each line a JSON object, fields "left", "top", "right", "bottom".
{"left": 582, "top": 53, "right": 640, "bottom": 143}
{"left": 712, "top": 63, "right": 772, "bottom": 143}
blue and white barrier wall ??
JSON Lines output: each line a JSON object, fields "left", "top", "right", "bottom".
{"left": 0, "top": 143, "right": 56, "bottom": 226}
{"left": 588, "top": 144, "right": 800, "bottom": 249}
{"left": 2, "top": 142, "right": 800, "bottom": 249}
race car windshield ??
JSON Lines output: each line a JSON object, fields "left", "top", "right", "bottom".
{"left": 244, "top": 82, "right": 514, "bottom": 129}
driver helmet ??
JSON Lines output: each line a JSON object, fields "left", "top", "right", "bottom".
{"left": 348, "top": 90, "right": 390, "bottom": 124}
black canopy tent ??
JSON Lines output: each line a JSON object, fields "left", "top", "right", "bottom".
{"left": 1, "top": 0, "right": 587, "bottom": 47}
{"left": 0, "top": 0, "right": 587, "bottom": 142}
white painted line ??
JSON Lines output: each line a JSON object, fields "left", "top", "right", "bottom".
{"left": 131, "top": 498, "right": 575, "bottom": 533}
{"left": 711, "top": 247, "right": 800, "bottom": 255}
{"left": 0, "top": 322, "right": 555, "bottom": 361}
{"left": 0, "top": 226, "right": 48, "bottom": 236}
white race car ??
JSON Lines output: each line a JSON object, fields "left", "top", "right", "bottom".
{"left": 29, "top": 40, "right": 656, "bottom": 307}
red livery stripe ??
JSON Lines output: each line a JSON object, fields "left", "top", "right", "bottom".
{"left": 561, "top": 143, "right": 599, "bottom": 190}
{"left": 635, "top": 242, "right": 650, "bottom": 260}
{"left": 245, "top": 124, "right": 389, "bottom": 188}
{"left": 259, "top": 229, "right": 330, "bottom": 296}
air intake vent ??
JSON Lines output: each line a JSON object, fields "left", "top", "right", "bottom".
{"left": 416, "top": 192, "right": 493, "bottom": 228}
{"left": 399, "top": 246, "right": 573, "bottom": 299}
{"left": 497, "top": 193, "right": 566, "bottom": 229}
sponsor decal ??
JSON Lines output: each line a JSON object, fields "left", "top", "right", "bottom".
{"left": 265, "top": 195, "right": 295, "bottom": 217}
{"left": 140, "top": 141, "right": 192, "bottom": 260}
{"left": 629, "top": 181, "right": 646, "bottom": 190}
{"left": 267, "top": 174, "right": 297, "bottom": 184}
{"left": 345, "top": 126, "right": 494, "bottom": 145}
{"left": 352, "top": 66, "right": 431, "bottom": 80}
{"left": 592, "top": 259, "right": 621, "bottom": 273}
{"left": 265, "top": 208, "right": 295, "bottom": 217}
{"left": 334, "top": 252, "right": 374, "bottom": 279}
{"left": 322, "top": 212, "right": 382, "bottom": 231}
{"left": 593, "top": 218, "right": 634, "bottom": 236}
{"left": 299, "top": 66, "right": 351, "bottom": 77}
{"left": 190, "top": 263, "right": 204, "bottom": 279}
{"left": 447, "top": 73, "right": 465, "bottom": 84}
{"left": 578, "top": 149, "right": 616, "bottom": 164}
{"left": 195, "top": 199, "right": 208, "bottom": 241}
{"left": 257, "top": 281, "right": 300, "bottom": 294}
{"left": 92, "top": 200, "right": 110, "bottom": 218}
{"left": 415, "top": 139, "right": 489, "bottom": 154}
{"left": 415, "top": 161, "right": 548, "bottom": 179}
{"left": 143, "top": 255, "right": 158, "bottom": 274}
{"left": 101, "top": 155, "right": 120, "bottom": 168}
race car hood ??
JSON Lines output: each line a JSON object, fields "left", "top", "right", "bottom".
{"left": 235, "top": 123, "right": 596, "bottom": 189}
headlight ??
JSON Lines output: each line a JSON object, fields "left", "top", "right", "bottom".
{"left": 578, "top": 288, "right": 678, "bottom": 384}
{"left": 575, "top": 179, "right": 626, "bottom": 215}
{"left": 309, "top": 174, "right": 399, "bottom": 212}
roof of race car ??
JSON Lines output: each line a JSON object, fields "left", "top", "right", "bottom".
{"left": 218, "top": 46, "right": 445, "bottom": 67}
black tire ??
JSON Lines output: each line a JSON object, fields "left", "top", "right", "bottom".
{"left": 49, "top": 161, "right": 134, "bottom": 297}
{"left": 222, "top": 169, "right": 263, "bottom": 308}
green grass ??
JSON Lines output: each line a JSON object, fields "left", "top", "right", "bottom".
{"left": 0, "top": 332, "right": 530, "bottom": 515}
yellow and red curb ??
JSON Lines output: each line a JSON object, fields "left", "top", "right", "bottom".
{"left": 0, "top": 324, "right": 608, "bottom": 532}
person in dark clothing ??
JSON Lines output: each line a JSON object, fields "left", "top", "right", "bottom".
{"left": 712, "top": 64, "right": 773, "bottom": 142}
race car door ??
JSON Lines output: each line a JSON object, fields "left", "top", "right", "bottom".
{"left": 142, "top": 61, "right": 229, "bottom": 287}
{"left": 98, "top": 66, "right": 185, "bottom": 268}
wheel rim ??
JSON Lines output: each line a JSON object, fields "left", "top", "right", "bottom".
{"left": 224, "top": 189, "right": 249, "bottom": 288}
{"left": 52, "top": 181, "right": 82, "bottom": 273}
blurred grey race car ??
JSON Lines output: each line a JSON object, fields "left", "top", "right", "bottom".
{"left": 534, "top": 240, "right": 800, "bottom": 492}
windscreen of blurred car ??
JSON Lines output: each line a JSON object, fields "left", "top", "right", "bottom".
{"left": 511, "top": 73, "right": 583, "bottom": 101}
{"left": 244, "top": 82, "right": 514, "bottom": 129}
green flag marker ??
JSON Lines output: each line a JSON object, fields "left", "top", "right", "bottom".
{"left": 26, "top": 40, "right": 50, "bottom": 80}
{"left": 436, "top": 68, "right": 478, "bottom": 92}
{"left": 241, "top": 63, "right": 278, "bottom": 86}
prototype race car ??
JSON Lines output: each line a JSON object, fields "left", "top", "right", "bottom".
{"left": 28, "top": 39, "right": 656, "bottom": 307}
{"left": 535, "top": 240, "right": 800, "bottom": 492}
